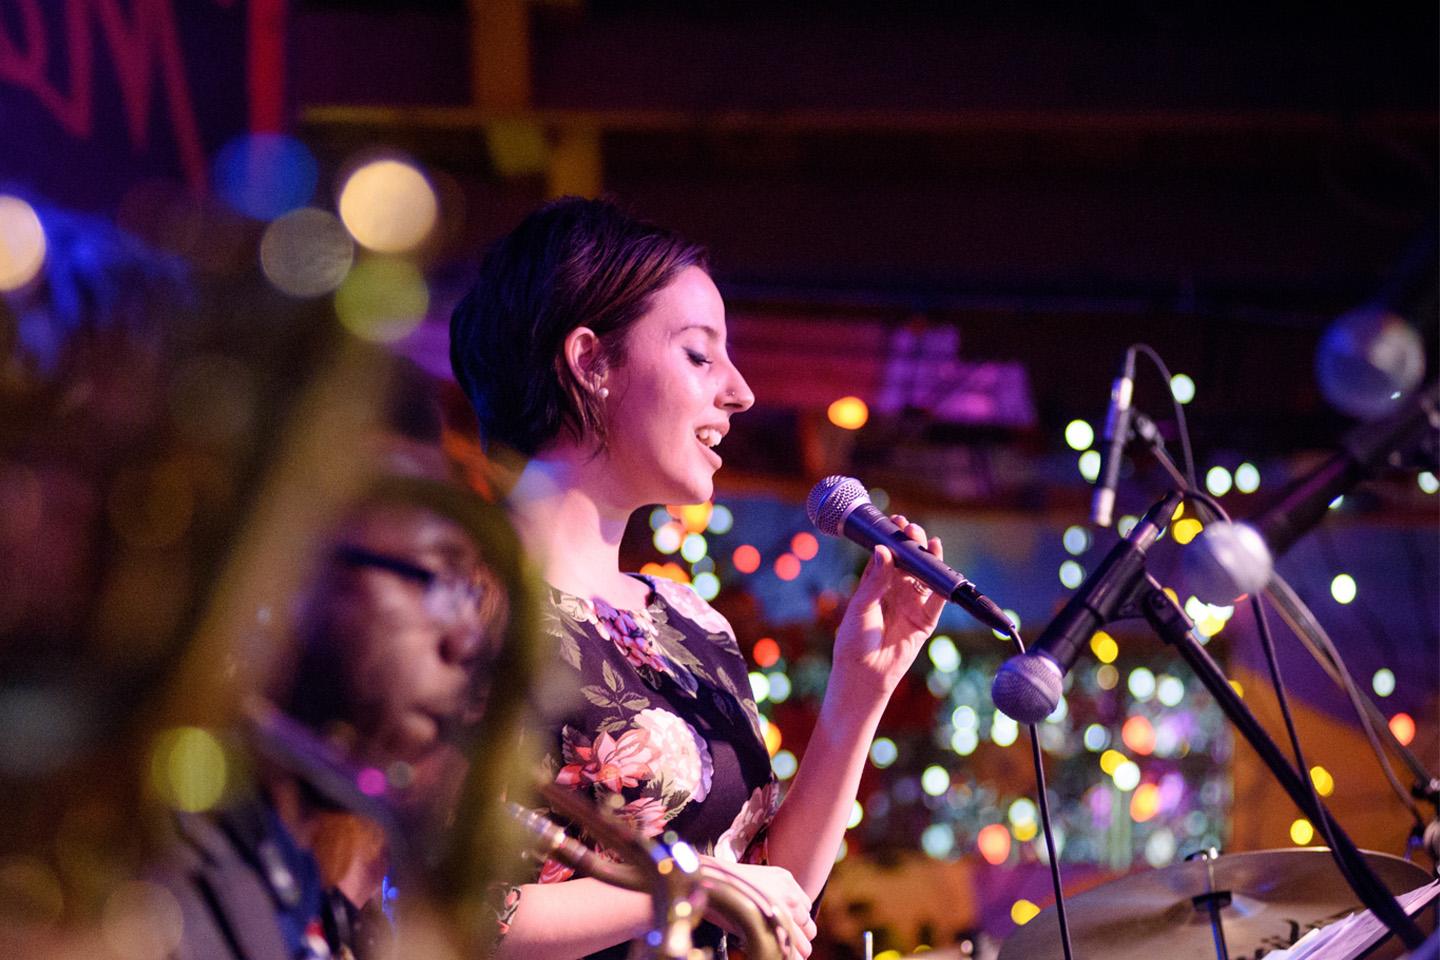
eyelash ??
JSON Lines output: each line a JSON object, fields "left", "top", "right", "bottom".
{"left": 685, "top": 349, "right": 713, "bottom": 367}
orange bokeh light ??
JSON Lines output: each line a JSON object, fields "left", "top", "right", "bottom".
{"left": 753, "top": 637, "right": 781, "bottom": 668}
{"left": 775, "top": 553, "right": 801, "bottom": 581}
{"left": 1121, "top": 716, "right": 1156, "bottom": 756}
{"left": 977, "top": 823, "right": 1011, "bottom": 865}
{"left": 763, "top": 722, "right": 783, "bottom": 756}
{"left": 674, "top": 502, "right": 713, "bottom": 534}
{"left": 827, "top": 396, "right": 869, "bottom": 430}
{"left": 1390, "top": 712, "right": 1416, "bottom": 746}
{"left": 791, "top": 531, "right": 819, "bottom": 561}
{"left": 1129, "top": 783, "right": 1161, "bottom": 822}
{"left": 732, "top": 544, "right": 761, "bottom": 574}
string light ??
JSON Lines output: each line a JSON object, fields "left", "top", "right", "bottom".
{"left": 827, "top": 396, "right": 869, "bottom": 430}
{"left": 1065, "top": 420, "right": 1095, "bottom": 451}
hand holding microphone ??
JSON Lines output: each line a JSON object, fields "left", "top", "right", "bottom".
{"left": 806, "top": 476, "right": 1016, "bottom": 635}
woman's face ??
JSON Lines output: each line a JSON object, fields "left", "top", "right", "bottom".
{"left": 600, "top": 266, "right": 754, "bottom": 508}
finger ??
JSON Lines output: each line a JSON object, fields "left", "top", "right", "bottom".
{"left": 928, "top": 534, "right": 943, "bottom": 563}
{"left": 906, "top": 521, "right": 927, "bottom": 546}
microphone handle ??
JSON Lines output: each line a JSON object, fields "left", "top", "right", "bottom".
{"left": 842, "top": 504, "right": 1015, "bottom": 633}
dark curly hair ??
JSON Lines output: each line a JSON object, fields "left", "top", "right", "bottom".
{"left": 449, "top": 197, "right": 707, "bottom": 456}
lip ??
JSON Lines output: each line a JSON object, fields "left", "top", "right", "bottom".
{"left": 696, "top": 434, "right": 722, "bottom": 468}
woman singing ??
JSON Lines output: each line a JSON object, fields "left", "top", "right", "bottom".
{"left": 450, "top": 197, "right": 947, "bottom": 960}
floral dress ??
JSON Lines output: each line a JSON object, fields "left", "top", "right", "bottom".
{"left": 504, "top": 574, "right": 778, "bottom": 959}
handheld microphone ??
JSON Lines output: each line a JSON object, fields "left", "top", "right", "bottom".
{"left": 805, "top": 476, "right": 1016, "bottom": 635}
{"left": 1091, "top": 348, "right": 1137, "bottom": 528}
{"left": 1184, "top": 379, "right": 1438, "bottom": 604}
{"left": 993, "top": 491, "right": 1181, "bottom": 724}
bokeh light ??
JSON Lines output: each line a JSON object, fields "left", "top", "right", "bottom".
{"left": 1099, "top": 749, "right": 1126, "bottom": 775}
{"left": 1234, "top": 462, "right": 1261, "bottom": 493}
{"left": 1059, "top": 560, "right": 1084, "bottom": 589}
{"left": 259, "top": 207, "right": 355, "bottom": 297}
{"left": 951, "top": 727, "right": 979, "bottom": 755}
{"left": 708, "top": 503, "right": 734, "bottom": 533}
{"left": 920, "top": 765, "right": 951, "bottom": 796}
{"left": 869, "top": 737, "right": 898, "bottom": 768}
{"left": 1156, "top": 675, "right": 1185, "bottom": 707}
{"left": 337, "top": 158, "right": 438, "bottom": 253}
{"left": 1122, "top": 716, "right": 1156, "bottom": 755}
{"left": 827, "top": 396, "right": 869, "bottom": 430}
{"left": 692, "top": 571, "right": 720, "bottom": 600}
{"left": 1170, "top": 373, "right": 1196, "bottom": 404}
{"left": 1330, "top": 574, "right": 1357, "bottom": 604}
{"left": 1117, "top": 515, "right": 1138, "bottom": 537}
{"left": 768, "top": 672, "right": 791, "bottom": 702}
{"left": 928, "top": 635, "right": 960, "bottom": 672}
{"left": 791, "top": 531, "right": 819, "bottom": 560}
{"left": 1372, "top": 668, "right": 1395, "bottom": 697}
{"left": 1089, "top": 630, "right": 1118, "bottom": 663}
{"left": 1130, "top": 783, "right": 1161, "bottom": 821}
{"left": 921, "top": 823, "right": 954, "bottom": 858}
{"left": 1083, "top": 724, "right": 1109, "bottom": 751}
{"left": 732, "top": 544, "right": 761, "bottom": 574}
{"left": 654, "top": 522, "right": 683, "bottom": 554}
{"left": 752, "top": 637, "right": 781, "bottom": 667}
{"left": 1290, "top": 818, "right": 1314, "bottom": 845}
{"left": 1171, "top": 517, "right": 1204, "bottom": 545}
{"left": 0, "top": 195, "right": 46, "bottom": 291}
{"left": 1389, "top": 712, "right": 1416, "bottom": 746}
{"left": 1420, "top": 472, "right": 1439, "bottom": 495}
{"left": 1205, "top": 466, "right": 1233, "bottom": 497}
{"left": 749, "top": 671, "right": 771, "bottom": 702}
{"left": 991, "top": 713, "right": 1020, "bottom": 747}
{"left": 213, "top": 133, "right": 318, "bottom": 220}
{"left": 150, "top": 727, "right": 227, "bottom": 813}
{"left": 773, "top": 749, "right": 798, "bottom": 780}
{"left": 1128, "top": 667, "right": 1156, "bottom": 701}
{"left": 1064, "top": 420, "right": 1094, "bottom": 451}
{"left": 1309, "top": 765, "right": 1334, "bottom": 797}
{"left": 977, "top": 823, "right": 1011, "bottom": 864}
{"left": 1062, "top": 525, "right": 1091, "bottom": 556}
{"left": 676, "top": 502, "right": 713, "bottom": 533}
{"left": 680, "top": 532, "right": 708, "bottom": 563}
{"left": 1078, "top": 450, "right": 1101, "bottom": 482}
{"left": 1011, "top": 899, "right": 1041, "bottom": 926}
{"left": 334, "top": 257, "right": 429, "bottom": 343}
{"left": 847, "top": 801, "right": 864, "bottom": 829}
{"left": 1112, "top": 760, "right": 1141, "bottom": 791}
{"left": 774, "top": 553, "right": 801, "bottom": 581}
{"left": 762, "top": 719, "right": 782, "bottom": 756}
{"left": 1096, "top": 663, "right": 1119, "bottom": 690}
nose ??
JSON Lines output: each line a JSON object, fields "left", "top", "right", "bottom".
{"left": 719, "top": 357, "right": 755, "bottom": 413}
{"left": 438, "top": 615, "right": 486, "bottom": 668}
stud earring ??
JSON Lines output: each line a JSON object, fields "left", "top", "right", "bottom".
{"left": 597, "top": 386, "right": 610, "bottom": 400}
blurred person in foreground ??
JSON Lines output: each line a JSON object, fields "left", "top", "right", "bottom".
{"left": 155, "top": 373, "right": 533, "bottom": 960}
{"left": 449, "top": 197, "right": 948, "bottom": 960}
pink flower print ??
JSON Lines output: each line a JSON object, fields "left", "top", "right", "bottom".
{"left": 619, "top": 796, "right": 670, "bottom": 838}
{"left": 556, "top": 728, "right": 657, "bottom": 793}
{"left": 538, "top": 856, "right": 574, "bottom": 884}
{"left": 632, "top": 708, "right": 713, "bottom": 803}
{"left": 715, "top": 781, "right": 779, "bottom": 863}
{"left": 593, "top": 597, "right": 668, "bottom": 673}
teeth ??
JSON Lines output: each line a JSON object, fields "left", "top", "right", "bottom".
{"left": 696, "top": 428, "right": 721, "bottom": 448}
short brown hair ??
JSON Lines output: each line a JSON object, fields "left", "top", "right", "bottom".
{"left": 449, "top": 197, "right": 707, "bottom": 456}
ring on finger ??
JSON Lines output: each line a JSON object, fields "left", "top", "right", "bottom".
{"left": 911, "top": 579, "right": 930, "bottom": 595}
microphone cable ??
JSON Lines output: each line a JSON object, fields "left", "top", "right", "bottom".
{"left": 1115, "top": 345, "right": 1426, "bottom": 936}
{"left": 1005, "top": 624, "right": 1075, "bottom": 960}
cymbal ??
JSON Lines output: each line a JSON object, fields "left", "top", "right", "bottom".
{"left": 999, "top": 848, "right": 1431, "bottom": 960}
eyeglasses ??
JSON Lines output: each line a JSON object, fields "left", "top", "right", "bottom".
{"left": 335, "top": 544, "right": 487, "bottom": 631}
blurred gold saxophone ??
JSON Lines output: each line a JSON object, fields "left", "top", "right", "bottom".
{"left": 507, "top": 781, "right": 787, "bottom": 960}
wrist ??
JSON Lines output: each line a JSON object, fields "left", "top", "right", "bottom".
{"left": 816, "top": 676, "right": 889, "bottom": 736}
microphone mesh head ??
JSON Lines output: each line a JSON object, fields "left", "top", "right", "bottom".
{"left": 806, "top": 475, "right": 868, "bottom": 536}
{"left": 1182, "top": 521, "right": 1273, "bottom": 605}
{"left": 991, "top": 655, "right": 1063, "bottom": 725}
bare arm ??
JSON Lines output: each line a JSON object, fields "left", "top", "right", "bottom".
{"left": 493, "top": 879, "right": 653, "bottom": 960}
{"left": 765, "top": 520, "right": 945, "bottom": 899}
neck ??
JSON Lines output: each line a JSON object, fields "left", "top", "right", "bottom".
{"left": 509, "top": 446, "right": 644, "bottom": 603}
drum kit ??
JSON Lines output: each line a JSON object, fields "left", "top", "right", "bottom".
{"left": 992, "top": 847, "right": 1436, "bottom": 960}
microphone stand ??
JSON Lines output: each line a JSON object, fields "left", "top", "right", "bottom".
{"left": 1084, "top": 484, "right": 1427, "bottom": 951}
{"left": 1131, "top": 408, "right": 1440, "bottom": 847}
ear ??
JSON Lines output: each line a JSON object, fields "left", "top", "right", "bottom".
{"left": 561, "top": 326, "right": 608, "bottom": 390}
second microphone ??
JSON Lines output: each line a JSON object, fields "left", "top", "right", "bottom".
{"left": 806, "top": 476, "right": 1017, "bottom": 635}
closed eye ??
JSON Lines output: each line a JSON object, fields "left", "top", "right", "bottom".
{"left": 685, "top": 348, "right": 713, "bottom": 367}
